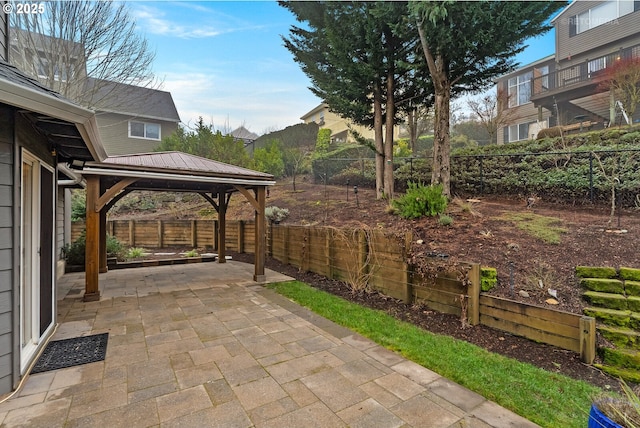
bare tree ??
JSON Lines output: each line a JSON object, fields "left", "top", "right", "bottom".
{"left": 10, "top": 1, "right": 157, "bottom": 110}
{"left": 467, "top": 87, "right": 518, "bottom": 145}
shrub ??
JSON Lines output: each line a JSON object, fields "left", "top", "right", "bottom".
{"left": 265, "top": 206, "right": 290, "bottom": 224}
{"left": 393, "top": 182, "right": 448, "bottom": 219}
{"left": 438, "top": 214, "right": 453, "bottom": 226}
{"left": 63, "top": 232, "right": 124, "bottom": 265}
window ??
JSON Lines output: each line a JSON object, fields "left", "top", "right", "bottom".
{"left": 508, "top": 122, "right": 534, "bottom": 142}
{"left": 129, "top": 121, "right": 161, "bottom": 140}
{"left": 36, "top": 55, "right": 69, "bottom": 81}
{"left": 508, "top": 71, "right": 532, "bottom": 107}
{"left": 571, "top": 0, "right": 635, "bottom": 35}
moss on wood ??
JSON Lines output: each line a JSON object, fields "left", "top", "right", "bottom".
{"left": 621, "top": 267, "right": 640, "bottom": 282}
{"left": 480, "top": 267, "right": 497, "bottom": 292}
{"left": 583, "top": 291, "right": 628, "bottom": 310}
{"left": 583, "top": 307, "right": 631, "bottom": 327}
{"left": 580, "top": 278, "right": 624, "bottom": 294}
{"left": 575, "top": 266, "right": 617, "bottom": 279}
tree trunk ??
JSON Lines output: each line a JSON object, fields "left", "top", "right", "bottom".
{"left": 374, "top": 82, "right": 385, "bottom": 199}
{"left": 384, "top": 68, "right": 395, "bottom": 200}
{"left": 417, "top": 23, "right": 451, "bottom": 197}
{"left": 432, "top": 85, "right": 451, "bottom": 196}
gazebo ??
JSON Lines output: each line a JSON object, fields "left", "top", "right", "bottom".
{"left": 78, "top": 151, "right": 275, "bottom": 301}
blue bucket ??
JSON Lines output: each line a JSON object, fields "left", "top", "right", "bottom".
{"left": 588, "top": 404, "right": 623, "bottom": 428}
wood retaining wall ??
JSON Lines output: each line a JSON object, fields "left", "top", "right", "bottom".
{"left": 71, "top": 219, "right": 595, "bottom": 362}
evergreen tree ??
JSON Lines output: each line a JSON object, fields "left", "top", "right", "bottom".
{"left": 412, "top": 0, "right": 563, "bottom": 196}
{"left": 280, "top": 1, "right": 432, "bottom": 199}
{"left": 156, "top": 118, "right": 252, "bottom": 168}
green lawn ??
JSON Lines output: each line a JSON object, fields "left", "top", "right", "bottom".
{"left": 268, "top": 280, "right": 607, "bottom": 428}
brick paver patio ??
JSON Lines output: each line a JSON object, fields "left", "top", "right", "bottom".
{"left": 0, "top": 261, "right": 539, "bottom": 427}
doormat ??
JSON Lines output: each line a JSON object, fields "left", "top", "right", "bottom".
{"left": 31, "top": 333, "right": 109, "bottom": 374}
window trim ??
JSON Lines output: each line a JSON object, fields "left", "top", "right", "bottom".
{"left": 508, "top": 71, "right": 533, "bottom": 107}
{"left": 507, "top": 121, "right": 535, "bottom": 142}
{"left": 128, "top": 121, "right": 161, "bottom": 141}
{"left": 570, "top": 0, "right": 637, "bottom": 36}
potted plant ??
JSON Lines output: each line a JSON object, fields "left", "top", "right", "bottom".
{"left": 590, "top": 381, "right": 640, "bottom": 427}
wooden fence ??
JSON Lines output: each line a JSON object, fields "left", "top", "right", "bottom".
{"left": 71, "top": 219, "right": 595, "bottom": 363}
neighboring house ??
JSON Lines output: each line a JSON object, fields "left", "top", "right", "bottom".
{"left": 497, "top": 0, "right": 640, "bottom": 144}
{"left": 0, "top": 55, "right": 106, "bottom": 395}
{"left": 229, "top": 126, "right": 259, "bottom": 155}
{"left": 9, "top": 28, "right": 181, "bottom": 156}
{"left": 87, "top": 78, "right": 180, "bottom": 156}
{"left": 301, "top": 103, "right": 377, "bottom": 144}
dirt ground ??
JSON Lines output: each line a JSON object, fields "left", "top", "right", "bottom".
{"left": 110, "top": 178, "right": 640, "bottom": 389}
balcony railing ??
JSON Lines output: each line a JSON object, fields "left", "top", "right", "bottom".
{"left": 531, "top": 43, "right": 640, "bottom": 97}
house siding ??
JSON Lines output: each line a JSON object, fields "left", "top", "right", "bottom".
{"left": 96, "top": 112, "right": 178, "bottom": 156}
{"left": 557, "top": 3, "right": 640, "bottom": 63}
{"left": 0, "top": 104, "right": 14, "bottom": 394}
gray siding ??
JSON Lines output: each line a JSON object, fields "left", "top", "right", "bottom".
{"left": 96, "top": 112, "right": 178, "bottom": 156}
{"left": 0, "top": 104, "right": 14, "bottom": 394}
{"left": 557, "top": 2, "right": 640, "bottom": 63}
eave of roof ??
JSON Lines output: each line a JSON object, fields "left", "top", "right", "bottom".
{"left": 300, "top": 103, "right": 328, "bottom": 121}
{"left": 0, "top": 61, "right": 108, "bottom": 162}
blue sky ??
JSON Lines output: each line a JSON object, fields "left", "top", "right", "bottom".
{"left": 131, "top": 1, "right": 557, "bottom": 135}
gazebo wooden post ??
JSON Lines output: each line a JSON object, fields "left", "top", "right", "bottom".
{"left": 84, "top": 175, "right": 101, "bottom": 301}
{"left": 217, "top": 190, "right": 226, "bottom": 263}
{"left": 99, "top": 204, "right": 107, "bottom": 273}
{"left": 254, "top": 186, "right": 266, "bottom": 282}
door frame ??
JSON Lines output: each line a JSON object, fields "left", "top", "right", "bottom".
{"left": 19, "top": 149, "right": 56, "bottom": 373}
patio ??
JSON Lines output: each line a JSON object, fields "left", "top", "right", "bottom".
{"left": 0, "top": 262, "right": 539, "bottom": 427}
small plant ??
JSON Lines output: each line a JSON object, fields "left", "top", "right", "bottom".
{"left": 438, "top": 214, "right": 453, "bottom": 226}
{"left": 593, "top": 380, "right": 640, "bottom": 427}
{"left": 63, "top": 232, "right": 124, "bottom": 265}
{"left": 184, "top": 249, "right": 199, "bottom": 257}
{"left": 126, "top": 247, "right": 146, "bottom": 260}
{"left": 392, "top": 182, "right": 448, "bottom": 219}
{"left": 265, "top": 206, "right": 290, "bottom": 224}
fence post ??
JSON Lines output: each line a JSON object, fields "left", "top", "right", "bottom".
{"left": 191, "top": 220, "right": 197, "bottom": 248}
{"left": 108, "top": 221, "right": 114, "bottom": 238}
{"left": 213, "top": 220, "right": 218, "bottom": 251}
{"left": 238, "top": 220, "right": 245, "bottom": 253}
{"left": 302, "top": 228, "right": 310, "bottom": 272}
{"left": 467, "top": 263, "right": 481, "bottom": 326}
{"left": 580, "top": 316, "right": 596, "bottom": 364}
{"left": 129, "top": 219, "right": 135, "bottom": 246}
{"left": 157, "top": 220, "right": 163, "bottom": 248}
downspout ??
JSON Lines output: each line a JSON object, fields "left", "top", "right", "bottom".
{"left": 57, "top": 163, "right": 86, "bottom": 188}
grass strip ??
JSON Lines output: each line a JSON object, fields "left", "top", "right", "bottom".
{"left": 268, "top": 280, "right": 604, "bottom": 428}
{"left": 500, "top": 212, "right": 568, "bottom": 244}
